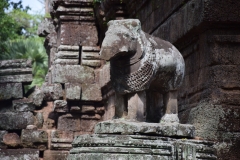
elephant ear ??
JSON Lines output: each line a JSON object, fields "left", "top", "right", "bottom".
{"left": 130, "top": 19, "right": 141, "bottom": 34}
{"left": 131, "top": 19, "right": 140, "bottom": 28}
{"left": 107, "top": 20, "right": 114, "bottom": 27}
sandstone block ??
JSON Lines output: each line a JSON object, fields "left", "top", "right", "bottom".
{"left": 60, "top": 23, "right": 98, "bottom": 46}
{"left": 58, "top": 45, "right": 79, "bottom": 51}
{"left": 52, "top": 64, "right": 95, "bottom": 83}
{"left": 12, "top": 98, "right": 35, "bottom": 112}
{"left": 34, "top": 111, "right": 44, "bottom": 129}
{"left": 21, "top": 129, "right": 48, "bottom": 150}
{"left": 0, "top": 149, "right": 39, "bottom": 160}
{"left": 54, "top": 59, "right": 79, "bottom": 65}
{"left": 54, "top": 51, "right": 79, "bottom": 65}
{"left": 0, "top": 59, "right": 32, "bottom": 69}
{"left": 43, "top": 150, "right": 69, "bottom": 160}
{"left": 51, "top": 130, "right": 74, "bottom": 142}
{"left": 98, "top": 63, "right": 110, "bottom": 88}
{"left": 0, "top": 69, "right": 32, "bottom": 83}
{"left": 70, "top": 106, "right": 81, "bottom": 113}
{"left": 0, "top": 83, "right": 23, "bottom": 100}
{"left": 53, "top": 100, "right": 68, "bottom": 112}
{"left": 81, "top": 114, "right": 101, "bottom": 120}
{"left": 26, "top": 125, "right": 37, "bottom": 130}
{"left": 68, "top": 134, "right": 216, "bottom": 160}
{"left": 0, "top": 112, "right": 34, "bottom": 130}
{"left": 94, "top": 120, "right": 195, "bottom": 137}
{"left": 38, "top": 18, "right": 55, "bottom": 37}
{"left": 58, "top": 114, "right": 81, "bottom": 131}
{"left": 81, "top": 105, "right": 95, "bottom": 113}
{"left": 3, "top": 133, "right": 21, "bottom": 147}
{"left": 41, "top": 83, "right": 63, "bottom": 101}
{"left": 51, "top": 130, "right": 73, "bottom": 150}
{"left": 56, "top": 51, "right": 79, "bottom": 59}
{"left": 81, "top": 46, "right": 101, "bottom": 67}
{"left": 28, "top": 87, "right": 44, "bottom": 107}
{"left": 81, "top": 60, "right": 101, "bottom": 67}
{"left": 80, "top": 120, "right": 98, "bottom": 132}
{"left": 0, "top": 130, "right": 7, "bottom": 148}
{"left": 81, "top": 84, "right": 102, "bottom": 101}
{"left": 65, "top": 83, "right": 81, "bottom": 100}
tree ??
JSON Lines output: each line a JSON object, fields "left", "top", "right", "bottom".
{"left": 0, "top": 0, "right": 48, "bottom": 88}
{"left": 37, "top": 0, "right": 51, "bottom": 14}
{"left": 2, "top": 37, "right": 48, "bottom": 89}
{"left": 0, "top": 0, "right": 32, "bottom": 52}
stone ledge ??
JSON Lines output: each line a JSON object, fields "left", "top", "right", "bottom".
{"left": 68, "top": 134, "right": 216, "bottom": 160}
{"left": 94, "top": 120, "right": 195, "bottom": 138}
{"left": 0, "top": 149, "right": 39, "bottom": 160}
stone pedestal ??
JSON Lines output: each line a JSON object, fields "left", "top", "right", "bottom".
{"left": 68, "top": 120, "right": 216, "bottom": 160}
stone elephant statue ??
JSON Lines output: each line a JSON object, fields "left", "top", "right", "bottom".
{"left": 99, "top": 19, "right": 185, "bottom": 123}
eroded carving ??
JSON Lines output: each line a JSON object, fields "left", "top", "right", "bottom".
{"left": 100, "top": 19, "right": 185, "bottom": 123}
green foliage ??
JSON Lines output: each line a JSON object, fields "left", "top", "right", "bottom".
{"left": 0, "top": 0, "right": 42, "bottom": 52}
{"left": 1, "top": 37, "right": 48, "bottom": 89}
{"left": 0, "top": 0, "right": 48, "bottom": 89}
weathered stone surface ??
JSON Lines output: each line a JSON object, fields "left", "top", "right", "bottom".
{"left": 95, "top": 120, "right": 195, "bottom": 137}
{"left": 41, "top": 83, "right": 63, "bottom": 101}
{"left": 80, "top": 119, "right": 98, "bottom": 132}
{"left": 0, "top": 59, "right": 32, "bottom": 69}
{"left": 38, "top": 18, "right": 56, "bottom": 37}
{"left": 51, "top": 130, "right": 73, "bottom": 150}
{"left": 70, "top": 106, "right": 81, "bottom": 113}
{"left": 58, "top": 45, "right": 79, "bottom": 51}
{"left": 26, "top": 125, "right": 37, "bottom": 130}
{"left": 81, "top": 114, "right": 101, "bottom": 120}
{"left": 81, "top": 60, "right": 101, "bottom": 67}
{"left": 0, "top": 112, "right": 34, "bottom": 130}
{"left": 81, "top": 84, "right": 102, "bottom": 101}
{"left": 52, "top": 64, "right": 95, "bottom": 83}
{"left": 54, "top": 59, "right": 79, "bottom": 65}
{"left": 3, "top": 133, "right": 21, "bottom": 147}
{"left": 0, "top": 83, "right": 23, "bottom": 100}
{"left": 53, "top": 100, "right": 68, "bottom": 112}
{"left": 60, "top": 24, "right": 98, "bottom": 46}
{"left": 54, "top": 51, "right": 79, "bottom": 65}
{"left": 68, "top": 134, "right": 216, "bottom": 160}
{"left": 56, "top": 51, "right": 79, "bottom": 59}
{"left": 0, "top": 131, "right": 7, "bottom": 148}
{"left": 58, "top": 114, "right": 81, "bottom": 131}
{"left": 12, "top": 98, "right": 35, "bottom": 112}
{"left": 21, "top": 129, "right": 48, "bottom": 150}
{"left": 0, "top": 149, "right": 39, "bottom": 160}
{"left": 0, "top": 74, "right": 32, "bottom": 84}
{"left": 81, "top": 46, "right": 101, "bottom": 67}
{"left": 28, "top": 87, "right": 44, "bottom": 107}
{"left": 98, "top": 63, "right": 111, "bottom": 88}
{"left": 34, "top": 111, "right": 44, "bottom": 129}
{"left": 43, "top": 150, "right": 69, "bottom": 160}
{"left": 51, "top": 130, "right": 74, "bottom": 142}
{"left": 81, "top": 105, "right": 95, "bottom": 113}
{"left": 65, "top": 83, "right": 81, "bottom": 100}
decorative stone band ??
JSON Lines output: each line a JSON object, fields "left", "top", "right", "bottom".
{"left": 68, "top": 134, "right": 217, "bottom": 160}
{"left": 112, "top": 60, "right": 154, "bottom": 93}
{"left": 94, "top": 120, "right": 195, "bottom": 138}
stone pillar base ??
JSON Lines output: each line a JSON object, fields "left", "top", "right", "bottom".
{"left": 94, "top": 120, "right": 195, "bottom": 137}
{"left": 68, "top": 134, "right": 216, "bottom": 160}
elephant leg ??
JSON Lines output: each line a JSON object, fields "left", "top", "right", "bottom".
{"left": 160, "top": 90, "right": 179, "bottom": 123}
{"left": 114, "top": 93, "right": 126, "bottom": 119}
{"left": 127, "top": 91, "right": 146, "bottom": 122}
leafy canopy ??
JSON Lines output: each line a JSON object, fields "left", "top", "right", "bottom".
{"left": 0, "top": 0, "right": 48, "bottom": 89}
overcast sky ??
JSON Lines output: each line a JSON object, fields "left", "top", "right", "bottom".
{"left": 11, "top": 0, "right": 44, "bottom": 14}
